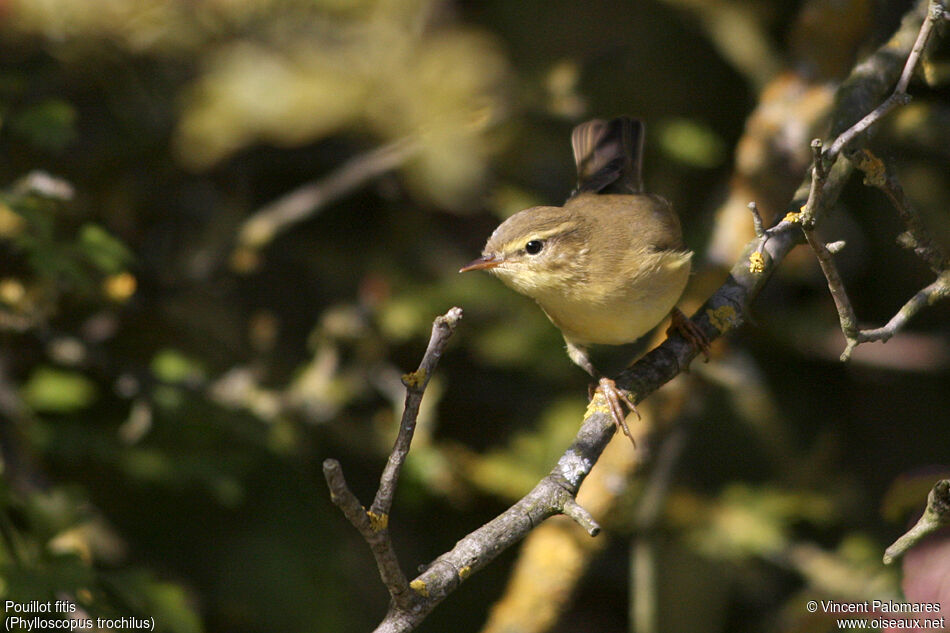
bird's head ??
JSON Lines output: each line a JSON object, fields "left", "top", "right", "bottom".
{"left": 460, "top": 206, "right": 592, "bottom": 298}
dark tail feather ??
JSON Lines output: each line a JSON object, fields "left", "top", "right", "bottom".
{"left": 570, "top": 116, "right": 644, "bottom": 197}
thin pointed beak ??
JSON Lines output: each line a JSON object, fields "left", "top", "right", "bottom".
{"left": 459, "top": 255, "right": 501, "bottom": 273}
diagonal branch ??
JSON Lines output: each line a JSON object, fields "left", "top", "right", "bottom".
{"left": 234, "top": 137, "right": 419, "bottom": 261}
{"left": 323, "top": 459, "right": 412, "bottom": 604}
{"left": 884, "top": 479, "right": 950, "bottom": 564}
{"left": 824, "top": 0, "right": 945, "bottom": 163}
{"left": 851, "top": 148, "right": 949, "bottom": 274}
{"left": 371, "top": 308, "right": 464, "bottom": 519}
{"left": 847, "top": 272, "right": 950, "bottom": 351}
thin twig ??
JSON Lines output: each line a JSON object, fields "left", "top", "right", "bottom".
{"left": 747, "top": 202, "right": 765, "bottom": 237}
{"left": 375, "top": 401, "right": 617, "bottom": 633}
{"left": 851, "top": 148, "right": 949, "bottom": 273}
{"left": 746, "top": 202, "right": 771, "bottom": 274}
{"left": 562, "top": 498, "right": 601, "bottom": 537}
{"left": 324, "top": 307, "right": 462, "bottom": 610}
{"left": 371, "top": 307, "right": 463, "bottom": 518}
{"left": 884, "top": 479, "right": 950, "bottom": 564}
{"left": 802, "top": 228, "right": 861, "bottom": 356}
{"left": 825, "top": 0, "right": 945, "bottom": 163}
{"left": 798, "top": 0, "right": 948, "bottom": 361}
{"left": 323, "top": 458, "right": 413, "bottom": 604}
{"left": 235, "top": 137, "right": 418, "bottom": 252}
{"left": 843, "top": 271, "right": 950, "bottom": 358}
{"left": 800, "top": 139, "right": 826, "bottom": 228}
{"left": 804, "top": 213, "right": 948, "bottom": 361}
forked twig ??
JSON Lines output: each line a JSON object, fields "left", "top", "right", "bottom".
{"left": 324, "top": 307, "right": 462, "bottom": 609}
{"left": 798, "top": 0, "right": 949, "bottom": 361}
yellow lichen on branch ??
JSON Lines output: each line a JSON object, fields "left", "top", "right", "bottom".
{"left": 749, "top": 251, "right": 766, "bottom": 273}
{"left": 410, "top": 579, "right": 429, "bottom": 597}
{"left": 706, "top": 305, "right": 739, "bottom": 333}
{"left": 584, "top": 394, "right": 611, "bottom": 419}
{"left": 401, "top": 368, "right": 427, "bottom": 389}
{"left": 367, "top": 510, "right": 389, "bottom": 532}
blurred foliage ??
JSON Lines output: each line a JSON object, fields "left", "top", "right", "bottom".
{"left": 0, "top": 1, "right": 947, "bottom": 633}
{"left": 21, "top": 367, "right": 97, "bottom": 413}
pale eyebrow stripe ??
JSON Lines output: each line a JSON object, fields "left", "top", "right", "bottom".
{"left": 525, "top": 222, "right": 577, "bottom": 242}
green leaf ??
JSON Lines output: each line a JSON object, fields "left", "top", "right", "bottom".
{"left": 144, "top": 580, "right": 204, "bottom": 633}
{"left": 104, "top": 571, "right": 204, "bottom": 633}
{"left": 78, "top": 224, "right": 134, "bottom": 274}
{"left": 150, "top": 349, "right": 206, "bottom": 384}
{"left": 21, "top": 367, "right": 97, "bottom": 413}
{"left": 659, "top": 118, "right": 727, "bottom": 169}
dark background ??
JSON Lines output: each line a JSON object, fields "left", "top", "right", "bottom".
{"left": 0, "top": 1, "right": 947, "bottom": 632}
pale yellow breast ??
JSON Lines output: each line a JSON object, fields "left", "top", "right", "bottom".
{"left": 537, "top": 249, "right": 691, "bottom": 346}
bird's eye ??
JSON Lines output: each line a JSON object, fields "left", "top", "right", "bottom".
{"left": 525, "top": 240, "right": 544, "bottom": 255}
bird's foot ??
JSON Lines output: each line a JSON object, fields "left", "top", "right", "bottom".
{"left": 593, "top": 377, "right": 640, "bottom": 446}
{"left": 668, "top": 307, "right": 711, "bottom": 366}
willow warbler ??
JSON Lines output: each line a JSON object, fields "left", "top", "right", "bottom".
{"left": 461, "top": 117, "right": 706, "bottom": 441}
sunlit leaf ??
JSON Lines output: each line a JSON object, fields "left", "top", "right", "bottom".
{"left": 659, "top": 118, "right": 727, "bottom": 169}
{"left": 0, "top": 201, "right": 26, "bottom": 238}
{"left": 150, "top": 349, "right": 206, "bottom": 384}
{"left": 78, "top": 224, "right": 133, "bottom": 275}
{"left": 21, "top": 367, "right": 97, "bottom": 413}
{"left": 106, "top": 571, "right": 204, "bottom": 633}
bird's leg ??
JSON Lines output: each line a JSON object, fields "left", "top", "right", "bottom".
{"left": 597, "top": 376, "right": 639, "bottom": 444}
{"left": 667, "top": 307, "right": 711, "bottom": 364}
{"left": 566, "top": 340, "right": 639, "bottom": 445}
{"left": 565, "top": 339, "right": 598, "bottom": 377}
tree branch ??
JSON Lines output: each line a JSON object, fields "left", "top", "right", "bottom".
{"left": 797, "top": 0, "right": 948, "bottom": 361}
{"left": 884, "top": 479, "right": 950, "bottom": 564}
{"left": 375, "top": 409, "right": 614, "bottom": 632}
{"left": 233, "top": 137, "right": 418, "bottom": 265}
{"left": 824, "top": 0, "right": 945, "bottom": 163}
{"left": 851, "top": 271, "right": 950, "bottom": 342}
{"left": 323, "top": 459, "right": 412, "bottom": 605}
{"left": 851, "top": 147, "right": 949, "bottom": 273}
{"left": 371, "top": 307, "right": 463, "bottom": 519}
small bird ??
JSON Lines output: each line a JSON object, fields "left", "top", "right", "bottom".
{"left": 460, "top": 117, "right": 706, "bottom": 442}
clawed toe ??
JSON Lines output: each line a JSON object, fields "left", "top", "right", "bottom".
{"left": 595, "top": 377, "right": 639, "bottom": 446}
{"left": 668, "top": 307, "right": 711, "bottom": 364}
